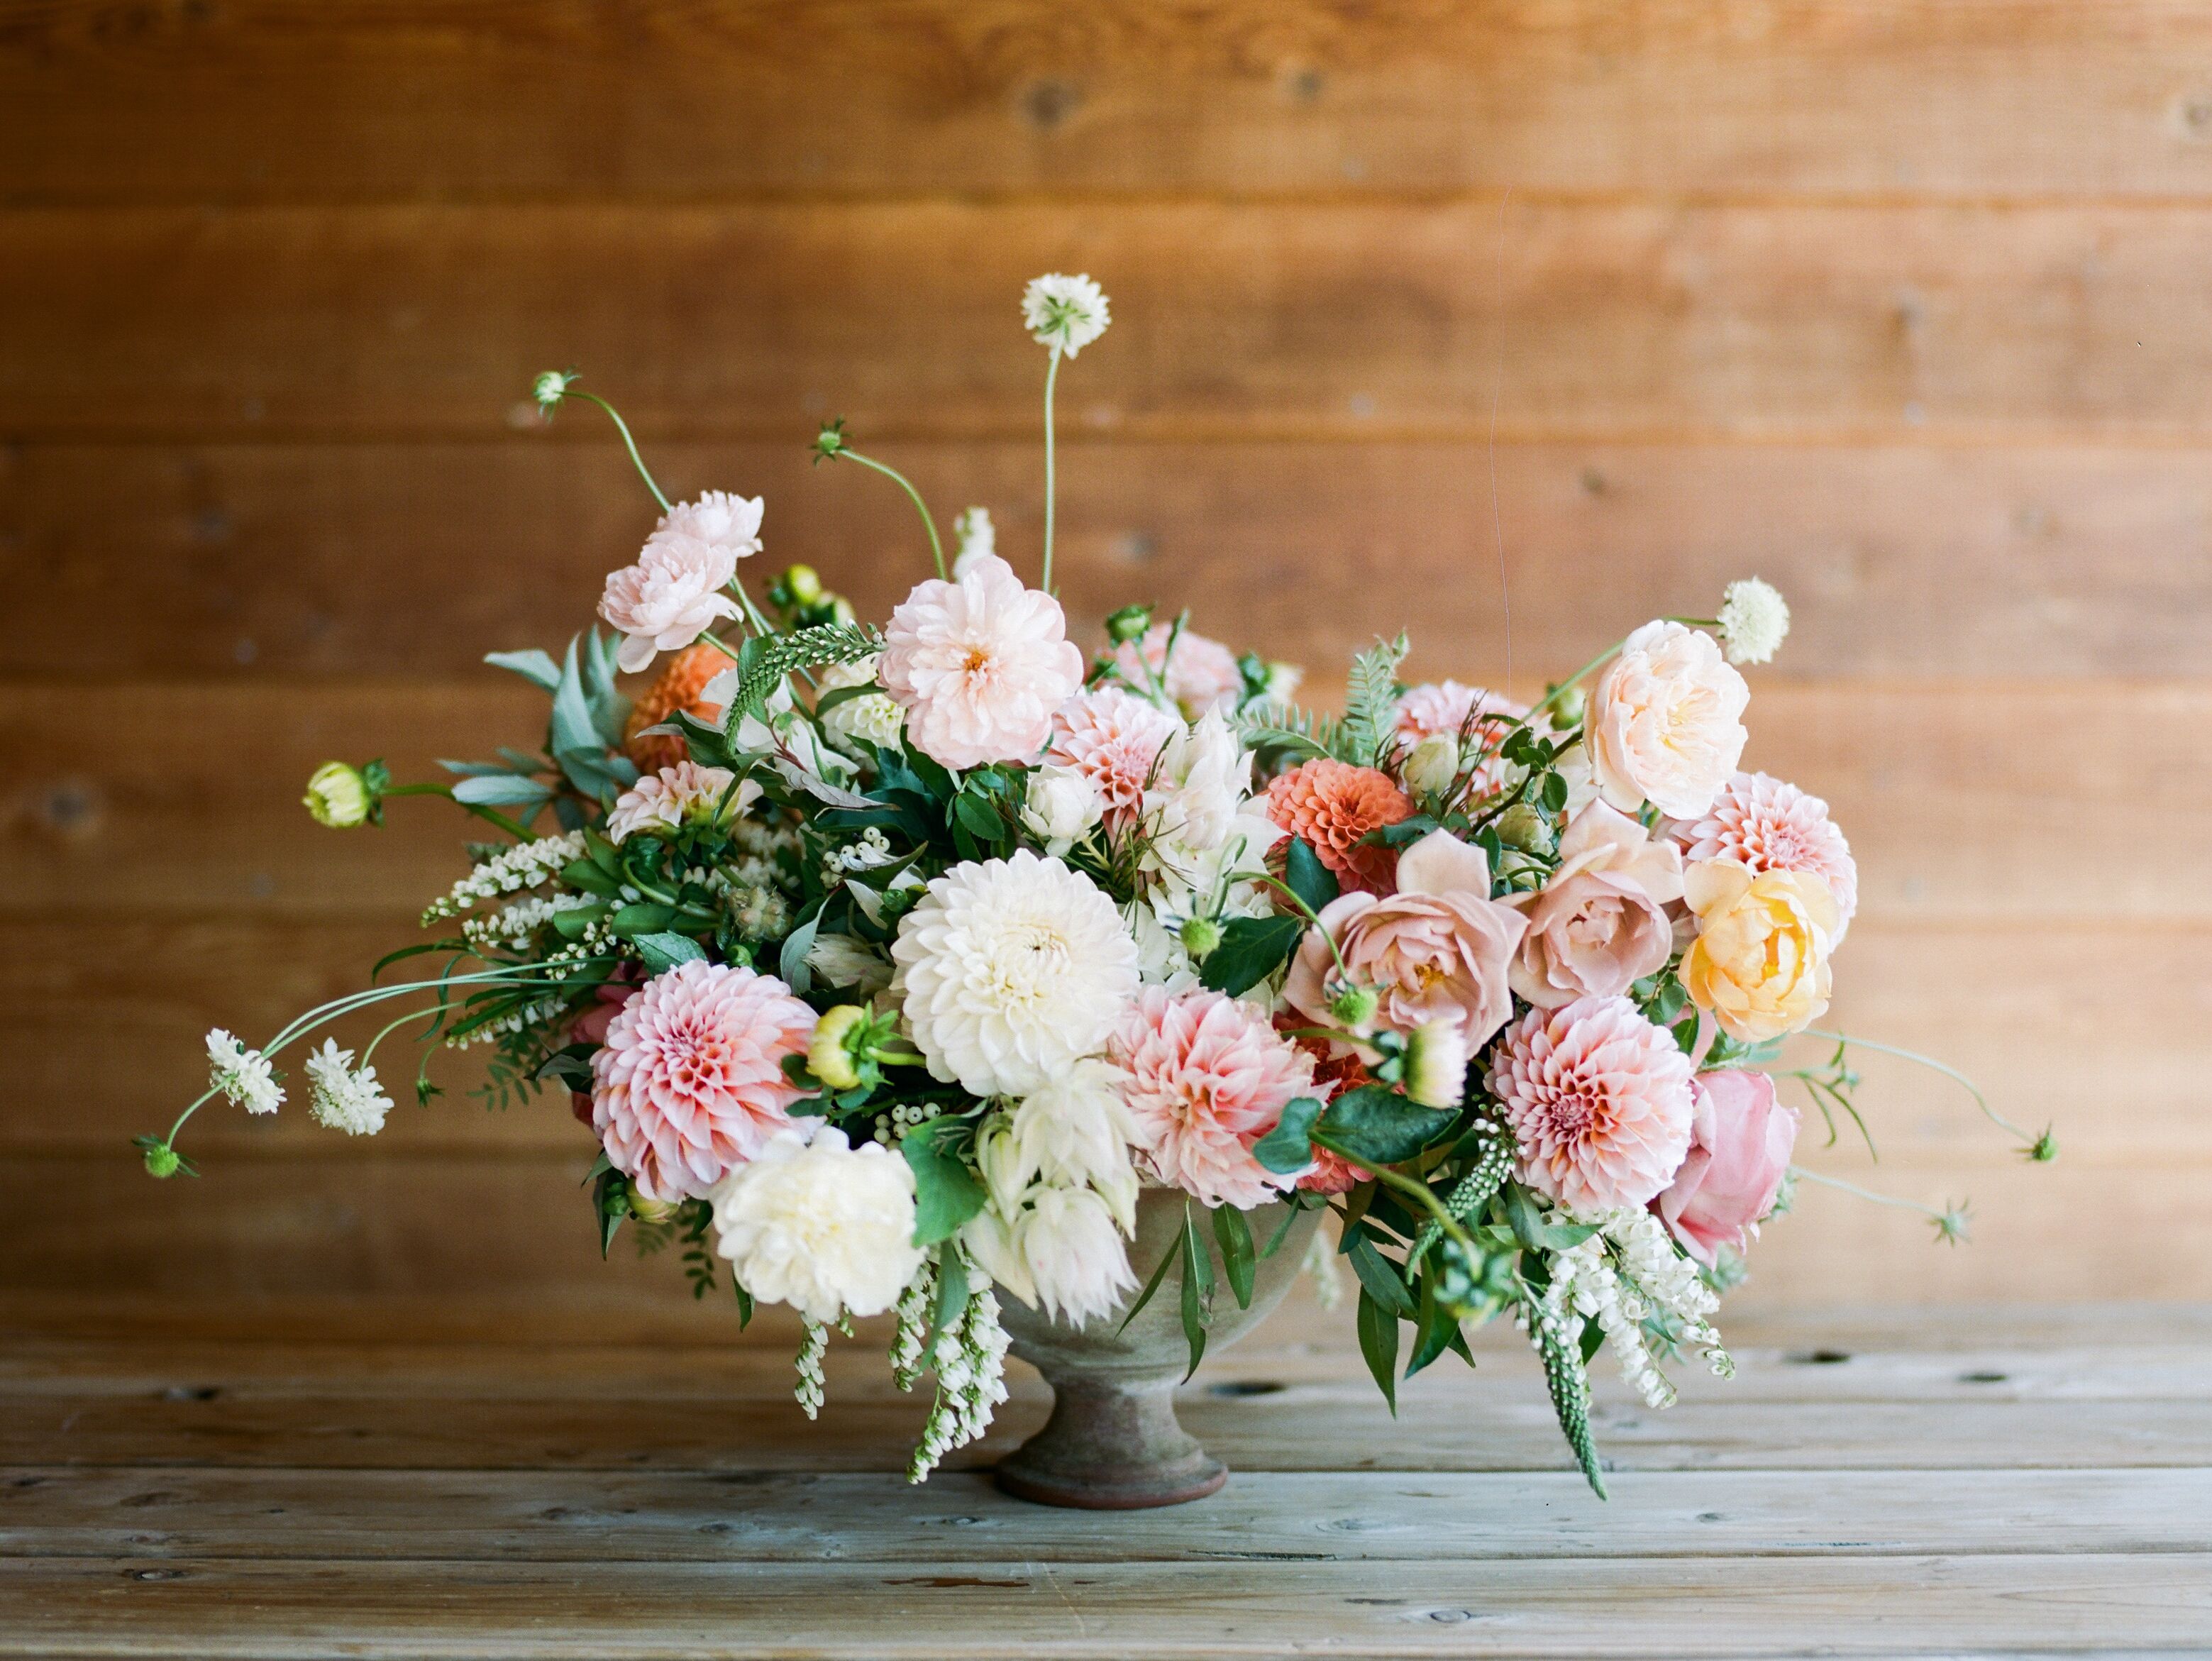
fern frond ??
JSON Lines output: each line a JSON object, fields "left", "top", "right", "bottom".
{"left": 1236, "top": 702, "right": 1350, "bottom": 764}
{"left": 1342, "top": 632, "right": 1409, "bottom": 767}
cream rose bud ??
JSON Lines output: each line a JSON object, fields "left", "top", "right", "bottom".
{"left": 958, "top": 1205, "right": 1038, "bottom": 1308}
{"left": 707, "top": 1125, "right": 925, "bottom": 1325}
{"left": 1402, "top": 734, "right": 1461, "bottom": 799}
{"left": 1507, "top": 801, "right": 1685, "bottom": 1009}
{"left": 1020, "top": 766, "right": 1106, "bottom": 854}
{"left": 1588, "top": 621, "right": 1749, "bottom": 820}
{"left": 973, "top": 1117, "right": 1036, "bottom": 1216}
{"left": 1014, "top": 1187, "right": 1138, "bottom": 1325}
{"left": 1679, "top": 860, "right": 1840, "bottom": 1042}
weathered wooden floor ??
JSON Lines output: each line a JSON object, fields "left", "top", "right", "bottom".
{"left": 3, "top": 1296, "right": 2207, "bottom": 1659}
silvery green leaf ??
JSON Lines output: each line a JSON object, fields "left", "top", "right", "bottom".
{"left": 453, "top": 774, "right": 555, "bottom": 807}
{"left": 549, "top": 636, "right": 599, "bottom": 761}
{"left": 778, "top": 908, "right": 822, "bottom": 994}
{"left": 438, "top": 758, "right": 519, "bottom": 778}
{"left": 483, "top": 649, "right": 562, "bottom": 692}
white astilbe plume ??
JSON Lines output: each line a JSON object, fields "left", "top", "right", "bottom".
{"left": 889, "top": 1262, "right": 936, "bottom": 1391}
{"left": 205, "top": 1029, "right": 283, "bottom": 1116}
{"left": 1716, "top": 578, "right": 1790, "bottom": 666}
{"left": 422, "top": 833, "right": 585, "bottom": 922}
{"left": 1518, "top": 1203, "right": 1732, "bottom": 1411}
{"left": 794, "top": 1319, "right": 829, "bottom": 1420}
{"left": 1022, "top": 273, "right": 1111, "bottom": 358}
{"left": 908, "top": 1278, "right": 1011, "bottom": 1482}
{"left": 304, "top": 1039, "right": 392, "bottom": 1137}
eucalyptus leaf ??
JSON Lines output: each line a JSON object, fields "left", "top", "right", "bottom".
{"left": 778, "top": 908, "right": 823, "bottom": 995}
{"left": 1251, "top": 1096, "right": 1325, "bottom": 1174}
{"left": 453, "top": 774, "right": 554, "bottom": 807}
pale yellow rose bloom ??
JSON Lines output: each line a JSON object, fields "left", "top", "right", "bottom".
{"left": 1679, "top": 860, "right": 1840, "bottom": 1042}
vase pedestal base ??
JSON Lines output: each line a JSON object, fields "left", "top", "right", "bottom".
{"left": 992, "top": 1371, "right": 1226, "bottom": 1510}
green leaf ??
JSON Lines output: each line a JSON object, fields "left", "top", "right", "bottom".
{"left": 1403, "top": 1269, "right": 1459, "bottom": 1379}
{"left": 634, "top": 932, "right": 707, "bottom": 973}
{"left": 549, "top": 636, "right": 601, "bottom": 762}
{"left": 560, "top": 858, "right": 623, "bottom": 898}
{"left": 922, "top": 1246, "right": 970, "bottom": 1362}
{"left": 551, "top": 903, "right": 608, "bottom": 939}
{"left": 902, "top": 1120, "right": 986, "bottom": 1247}
{"left": 452, "top": 774, "right": 554, "bottom": 807}
{"left": 952, "top": 790, "right": 1005, "bottom": 841}
{"left": 1282, "top": 837, "right": 1339, "bottom": 916}
{"left": 1500, "top": 1183, "right": 1599, "bottom": 1254}
{"left": 1259, "top": 1196, "right": 1310, "bottom": 1259}
{"left": 1117, "top": 1226, "right": 1185, "bottom": 1335}
{"left": 1316, "top": 1085, "right": 1456, "bottom": 1167}
{"left": 1251, "top": 1096, "right": 1325, "bottom": 1174}
{"left": 1346, "top": 1232, "right": 1416, "bottom": 1318}
{"left": 581, "top": 627, "right": 630, "bottom": 746}
{"left": 1197, "top": 913, "right": 1305, "bottom": 996}
{"left": 592, "top": 1166, "right": 630, "bottom": 1259}
{"left": 484, "top": 649, "right": 563, "bottom": 692}
{"left": 1356, "top": 1287, "right": 1401, "bottom": 1414}
{"left": 1212, "top": 1204, "right": 1256, "bottom": 1310}
{"left": 1179, "top": 1205, "right": 1215, "bottom": 1381}
{"left": 1342, "top": 632, "right": 1409, "bottom": 766}
{"left": 734, "top": 1278, "right": 754, "bottom": 1330}
{"left": 778, "top": 908, "right": 823, "bottom": 995}
{"left": 1539, "top": 770, "right": 1569, "bottom": 813}
{"left": 608, "top": 903, "right": 679, "bottom": 938}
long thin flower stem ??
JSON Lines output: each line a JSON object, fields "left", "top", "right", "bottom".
{"left": 380, "top": 782, "right": 536, "bottom": 841}
{"left": 564, "top": 390, "right": 670, "bottom": 513}
{"left": 1524, "top": 639, "right": 1624, "bottom": 725}
{"left": 1041, "top": 345, "right": 1063, "bottom": 594}
{"left": 1790, "top": 1166, "right": 1971, "bottom": 1244}
{"left": 837, "top": 448, "right": 946, "bottom": 579}
{"left": 1800, "top": 1029, "right": 2041, "bottom": 1151}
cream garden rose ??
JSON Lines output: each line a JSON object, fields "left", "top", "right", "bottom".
{"left": 1679, "top": 859, "right": 1840, "bottom": 1042}
{"left": 1587, "top": 621, "right": 1749, "bottom": 820}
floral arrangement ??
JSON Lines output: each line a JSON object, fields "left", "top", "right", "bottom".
{"left": 148, "top": 275, "right": 2049, "bottom": 1494}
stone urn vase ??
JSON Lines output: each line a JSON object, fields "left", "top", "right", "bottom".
{"left": 994, "top": 1188, "right": 1322, "bottom": 1508}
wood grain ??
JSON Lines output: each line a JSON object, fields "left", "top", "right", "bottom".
{"left": 9, "top": 680, "right": 2208, "bottom": 924}
{"left": 16, "top": 439, "right": 2212, "bottom": 680}
{"left": 9, "top": 201, "right": 2212, "bottom": 443}
{"left": 6, "top": 1552, "right": 2211, "bottom": 1658}
{"left": 8, "top": 2, "right": 2212, "bottom": 205}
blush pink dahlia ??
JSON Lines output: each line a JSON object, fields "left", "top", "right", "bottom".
{"left": 590, "top": 959, "right": 819, "bottom": 1203}
{"left": 878, "top": 553, "right": 1085, "bottom": 771}
{"left": 1113, "top": 622, "right": 1245, "bottom": 718}
{"left": 1394, "top": 681, "right": 1528, "bottom": 802}
{"left": 1044, "top": 686, "right": 1180, "bottom": 832}
{"left": 599, "top": 534, "right": 743, "bottom": 674}
{"left": 1111, "top": 988, "right": 1316, "bottom": 1210}
{"left": 1486, "top": 995, "right": 1696, "bottom": 1212}
{"left": 1675, "top": 771, "right": 1858, "bottom": 939}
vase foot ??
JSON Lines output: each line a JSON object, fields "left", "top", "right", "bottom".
{"left": 992, "top": 1369, "right": 1227, "bottom": 1509}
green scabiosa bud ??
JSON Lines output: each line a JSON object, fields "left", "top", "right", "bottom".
{"left": 140, "top": 1139, "right": 182, "bottom": 1179}
{"left": 1329, "top": 983, "right": 1380, "bottom": 1028}
{"left": 1104, "top": 603, "right": 1153, "bottom": 645}
{"left": 1178, "top": 915, "right": 1224, "bottom": 961}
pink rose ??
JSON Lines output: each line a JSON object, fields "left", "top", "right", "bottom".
{"left": 1284, "top": 829, "right": 1527, "bottom": 1052}
{"left": 1507, "top": 801, "right": 1684, "bottom": 1008}
{"left": 1656, "top": 1069, "right": 1800, "bottom": 1267}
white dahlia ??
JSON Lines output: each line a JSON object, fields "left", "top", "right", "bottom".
{"left": 1015, "top": 1187, "right": 1138, "bottom": 1325}
{"left": 891, "top": 850, "right": 1139, "bottom": 1098}
{"left": 707, "top": 1125, "right": 924, "bottom": 1324}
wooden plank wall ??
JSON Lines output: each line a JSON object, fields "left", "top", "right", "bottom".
{"left": 3, "top": 1, "right": 2208, "bottom": 1309}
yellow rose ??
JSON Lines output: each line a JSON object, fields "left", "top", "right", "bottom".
{"left": 1679, "top": 861, "right": 1839, "bottom": 1042}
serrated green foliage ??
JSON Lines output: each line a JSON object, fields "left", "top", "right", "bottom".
{"left": 1234, "top": 702, "right": 1349, "bottom": 765}
{"left": 720, "top": 623, "right": 883, "bottom": 734}
{"left": 1342, "top": 632, "right": 1409, "bottom": 767}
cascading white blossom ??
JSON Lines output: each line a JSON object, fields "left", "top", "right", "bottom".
{"left": 303, "top": 1039, "right": 392, "bottom": 1137}
{"left": 205, "top": 1029, "right": 284, "bottom": 1116}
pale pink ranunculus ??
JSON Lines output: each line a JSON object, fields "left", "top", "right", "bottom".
{"left": 590, "top": 959, "right": 819, "bottom": 1203}
{"left": 1487, "top": 994, "right": 1697, "bottom": 1212}
{"left": 599, "top": 533, "right": 744, "bottom": 675}
{"left": 606, "top": 762, "right": 761, "bottom": 844}
{"left": 1393, "top": 681, "right": 1528, "bottom": 802}
{"left": 1587, "top": 621, "right": 1749, "bottom": 820}
{"left": 1283, "top": 829, "right": 1527, "bottom": 1052}
{"left": 1110, "top": 987, "right": 1315, "bottom": 1210}
{"left": 1507, "top": 801, "right": 1684, "bottom": 1008}
{"left": 1675, "top": 771, "right": 1858, "bottom": 942}
{"left": 878, "top": 553, "right": 1085, "bottom": 771}
{"left": 1113, "top": 622, "right": 1244, "bottom": 717}
{"left": 1657, "top": 1068, "right": 1800, "bottom": 1266}
{"left": 1044, "top": 686, "right": 1180, "bottom": 833}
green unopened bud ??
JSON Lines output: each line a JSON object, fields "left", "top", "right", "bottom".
{"left": 304, "top": 761, "right": 375, "bottom": 829}
{"left": 812, "top": 419, "right": 848, "bottom": 461}
{"left": 1547, "top": 684, "right": 1586, "bottom": 728}
{"left": 1329, "top": 983, "right": 1380, "bottom": 1028}
{"left": 808, "top": 1003, "right": 868, "bottom": 1092}
{"left": 626, "top": 1183, "right": 680, "bottom": 1225}
{"left": 780, "top": 563, "right": 823, "bottom": 606}
{"left": 1178, "top": 915, "right": 1224, "bottom": 961}
{"left": 1493, "top": 802, "right": 1553, "bottom": 854}
{"left": 1402, "top": 734, "right": 1461, "bottom": 798}
{"left": 531, "top": 369, "right": 575, "bottom": 410}
{"left": 826, "top": 595, "right": 856, "bottom": 626}
{"left": 2025, "top": 1127, "right": 2059, "bottom": 1163}
{"left": 1104, "top": 603, "right": 1153, "bottom": 646}
{"left": 141, "top": 1140, "right": 182, "bottom": 1179}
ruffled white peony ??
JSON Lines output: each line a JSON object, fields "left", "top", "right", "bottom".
{"left": 1015, "top": 1187, "right": 1137, "bottom": 1325}
{"left": 1586, "top": 621, "right": 1749, "bottom": 820}
{"left": 877, "top": 553, "right": 1085, "bottom": 771}
{"left": 891, "top": 850, "right": 1140, "bottom": 1097}
{"left": 707, "top": 1125, "right": 924, "bottom": 1324}
{"left": 654, "top": 492, "right": 765, "bottom": 564}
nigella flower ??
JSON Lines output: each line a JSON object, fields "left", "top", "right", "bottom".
{"left": 205, "top": 1028, "right": 284, "bottom": 1116}
{"left": 1022, "top": 272, "right": 1112, "bottom": 358}
{"left": 1716, "top": 578, "right": 1790, "bottom": 666}
{"left": 304, "top": 1039, "right": 392, "bottom": 1137}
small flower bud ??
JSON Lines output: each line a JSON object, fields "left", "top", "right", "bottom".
{"left": 812, "top": 419, "right": 848, "bottom": 461}
{"left": 141, "top": 1140, "right": 182, "bottom": 1179}
{"left": 1329, "top": 983, "right": 1380, "bottom": 1028}
{"left": 1178, "top": 915, "right": 1224, "bottom": 961}
{"left": 626, "top": 1185, "right": 680, "bottom": 1225}
{"left": 1548, "top": 684, "right": 1586, "bottom": 728}
{"left": 808, "top": 1003, "right": 868, "bottom": 1092}
{"left": 1403, "top": 734, "right": 1461, "bottom": 798}
{"left": 780, "top": 563, "right": 823, "bottom": 606}
{"left": 1403, "top": 1020, "right": 1470, "bottom": 1109}
{"left": 826, "top": 595, "right": 857, "bottom": 626}
{"left": 1104, "top": 603, "right": 1153, "bottom": 646}
{"left": 1493, "top": 802, "right": 1554, "bottom": 854}
{"left": 304, "top": 761, "right": 374, "bottom": 829}
{"left": 531, "top": 370, "right": 574, "bottom": 410}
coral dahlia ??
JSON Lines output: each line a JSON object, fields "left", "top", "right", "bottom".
{"left": 1263, "top": 758, "right": 1414, "bottom": 895}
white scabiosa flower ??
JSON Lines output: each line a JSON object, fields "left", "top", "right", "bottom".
{"left": 1014, "top": 1186, "right": 1137, "bottom": 1325}
{"left": 206, "top": 1028, "right": 284, "bottom": 1116}
{"left": 1715, "top": 578, "right": 1790, "bottom": 667}
{"left": 303, "top": 1038, "right": 392, "bottom": 1137}
{"left": 951, "top": 506, "right": 997, "bottom": 578}
{"left": 1022, "top": 272, "right": 1111, "bottom": 358}
{"left": 708, "top": 1125, "right": 925, "bottom": 1324}
{"left": 891, "top": 850, "right": 1140, "bottom": 1098}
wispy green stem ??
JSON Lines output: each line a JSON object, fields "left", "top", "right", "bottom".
{"left": 563, "top": 390, "right": 670, "bottom": 514}
{"left": 1791, "top": 1166, "right": 1971, "bottom": 1245}
{"left": 1041, "top": 345, "right": 1063, "bottom": 593}
{"left": 1800, "top": 1029, "right": 2043, "bottom": 1153}
{"left": 836, "top": 448, "right": 945, "bottom": 579}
